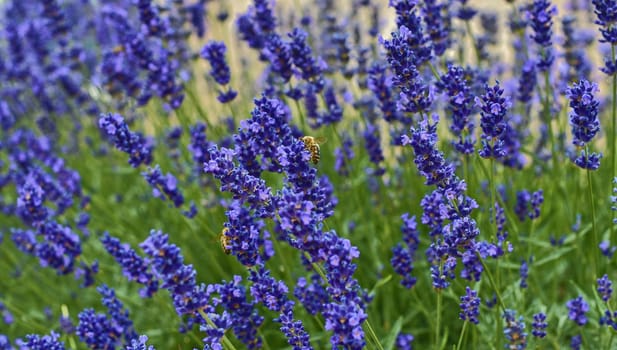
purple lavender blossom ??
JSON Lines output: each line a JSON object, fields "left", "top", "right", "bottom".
{"left": 532, "top": 313, "right": 547, "bottom": 338}
{"left": 288, "top": 28, "right": 325, "bottom": 91}
{"left": 520, "top": 260, "right": 529, "bottom": 289}
{"left": 17, "top": 332, "right": 65, "bottom": 350}
{"left": 566, "top": 79, "right": 602, "bottom": 170}
{"left": 16, "top": 175, "right": 49, "bottom": 226}
{"left": 142, "top": 165, "right": 185, "bottom": 207}
{"left": 277, "top": 310, "right": 312, "bottom": 349}
{"left": 423, "top": 0, "right": 451, "bottom": 57}
{"left": 395, "top": 333, "right": 414, "bottom": 350}
{"left": 98, "top": 113, "right": 154, "bottom": 168}
{"left": 438, "top": 64, "right": 475, "bottom": 154}
{"left": 126, "top": 335, "right": 156, "bottom": 350}
{"left": 527, "top": 0, "right": 557, "bottom": 71}
{"left": 140, "top": 230, "right": 208, "bottom": 315}
{"left": 367, "top": 62, "right": 400, "bottom": 123}
{"left": 389, "top": 1, "right": 432, "bottom": 65}
{"left": 503, "top": 309, "right": 527, "bottom": 349}
{"left": 363, "top": 123, "right": 385, "bottom": 176}
{"left": 76, "top": 309, "right": 119, "bottom": 349}
{"left": 571, "top": 334, "right": 582, "bottom": 349}
{"left": 334, "top": 132, "right": 354, "bottom": 176}
{"left": 97, "top": 285, "right": 138, "bottom": 344}
{"left": 598, "top": 274, "right": 613, "bottom": 302}
{"left": 514, "top": 189, "right": 543, "bottom": 221}
{"left": 201, "top": 41, "right": 237, "bottom": 103}
{"left": 401, "top": 116, "right": 454, "bottom": 186}
{"left": 475, "top": 82, "right": 511, "bottom": 159}
{"left": 263, "top": 33, "right": 293, "bottom": 83}
{"left": 566, "top": 296, "right": 589, "bottom": 326}
{"left": 459, "top": 286, "right": 480, "bottom": 324}
{"left": 101, "top": 232, "right": 159, "bottom": 298}
{"left": 294, "top": 275, "right": 328, "bottom": 316}
{"left": 599, "top": 241, "right": 617, "bottom": 258}
{"left": 212, "top": 276, "right": 264, "bottom": 349}
{"left": 593, "top": 0, "right": 617, "bottom": 74}
{"left": 593, "top": 0, "right": 617, "bottom": 45}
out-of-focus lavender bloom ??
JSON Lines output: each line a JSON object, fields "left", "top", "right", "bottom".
{"left": 423, "top": 0, "right": 451, "bottom": 57}
{"left": 566, "top": 296, "right": 589, "bottom": 326}
{"left": 527, "top": 0, "right": 556, "bottom": 71}
{"left": 599, "top": 241, "right": 617, "bottom": 258}
{"left": 571, "top": 334, "right": 582, "bottom": 349}
{"left": 514, "top": 189, "right": 543, "bottom": 221}
{"left": 363, "top": 123, "right": 385, "bottom": 176}
{"left": 334, "top": 132, "right": 354, "bottom": 176}
{"left": 201, "top": 41, "right": 237, "bottom": 103}
{"left": 289, "top": 28, "right": 326, "bottom": 91}
{"left": 389, "top": 1, "right": 432, "bottom": 65}
{"left": 438, "top": 64, "right": 475, "bottom": 154}
{"left": 598, "top": 274, "right": 613, "bottom": 302}
{"left": 76, "top": 309, "right": 119, "bottom": 349}
{"left": 0, "top": 303, "right": 13, "bottom": 326}
{"left": 503, "top": 309, "right": 527, "bottom": 349}
{"left": 16, "top": 331, "right": 65, "bottom": 350}
{"left": 532, "top": 313, "right": 547, "bottom": 338}
{"left": 561, "top": 16, "right": 592, "bottom": 88}
{"left": 593, "top": 0, "right": 617, "bottom": 74}
{"left": 98, "top": 113, "right": 153, "bottom": 168}
{"left": 126, "top": 335, "right": 156, "bottom": 350}
{"left": 518, "top": 59, "right": 537, "bottom": 104}
{"left": 142, "top": 165, "right": 185, "bottom": 207}
{"left": 101, "top": 232, "right": 159, "bottom": 298}
{"left": 97, "top": 285, "right": 138, "bottom": 344}
{"left": 395, "top": 332, "right": 414, "bottom": 350}
{"left": 367, "top": 62, "right": 400, "bottom": 123}
{"left": 263, "top": 33, "right": 293, "bottom": 83}
{"left": 16, "top": 175, "right": 48, "bottom": 226}
{"left": 140, "top": 230, "right": 208, "bottom": 316}
{"left": 455, "top": 0, "right": 476, "bottom": 20}
{"left": 294, "top": 275, "right": 328, "bottom": 316}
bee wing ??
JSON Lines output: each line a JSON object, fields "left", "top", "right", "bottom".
{"left": 314, "top": 136, "right": 327, "bottom": 145}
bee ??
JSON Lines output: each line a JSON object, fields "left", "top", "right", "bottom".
{"left": 300, "top": 136, "right": 327, "bottom": 164}
{"left": 219, "top": 228, "right": 232, "bottom": 254}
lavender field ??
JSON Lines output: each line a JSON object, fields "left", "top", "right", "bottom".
{"left": 0, "top": 0, "right": 615, "bottom": 349}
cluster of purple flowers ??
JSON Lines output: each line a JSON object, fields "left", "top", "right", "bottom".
{"left": 391, "top": 213, "right": 420, "bottom": 289}
{"left": 200, "top": 92, "right": 367, "bottom": 348}
{"left": 201, "top": 41, "right": 238, "bottom": 103}
{"left": 566, "top": 79, "right": 602, "bottom": 169}
{"left": 514, "top": 189, "right": 544, "bottom": 222}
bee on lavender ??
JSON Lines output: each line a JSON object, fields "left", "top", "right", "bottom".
{"left": 300, "top": 136, "right": 327, "bottom": 164}
{"left": 219, "top": 228, "right": 231, "bottom": 254}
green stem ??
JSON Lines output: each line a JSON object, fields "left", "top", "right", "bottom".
{"left": 464, "top": 20, "right": 482, "bottom": 66}
{"left": 489, "top": 156, "right": 497, "bottom": 240}
{"left": 476, "top": 252, "right": 506, "bottom": 311}
{"left": 301, "top": 251, "right": 384, "bottom": 349}
{"left": 586, "top": 161, "right": 598, "bottom": 278}
{"left": 455, "top": 321, "right": 469, "bottom": 350}
{"left": 364, "top": 318, "right": 385, "bottom": 350}
{"left": 435, "top": 288, "right": 442, "bottom": 350}
{"left": 542, "top": 70, "right": 557, "bottom": 172}
{"left": 611, "top": 44, "right": 616, "bottom": 243}
{"left": 185, "top": 85, "right": 213, "bottom": 130}
{"left": 427, "top": 62, "right": 441, "bottom": 81}
{"left": 198, "top": 309, "right": 238, "bottom": 350}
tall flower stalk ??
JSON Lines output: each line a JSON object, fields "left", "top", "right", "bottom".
{"left": 567, "top": 79, "right": 602, "bottom": 276}
{"left": 592, "top": 0, "right": 617, "bottom": 239}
